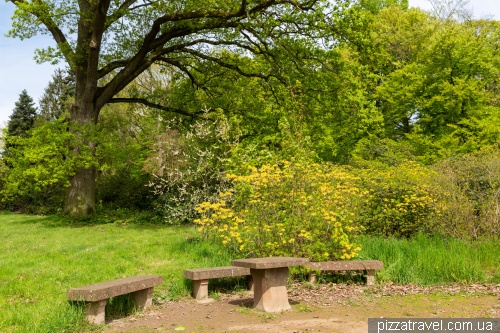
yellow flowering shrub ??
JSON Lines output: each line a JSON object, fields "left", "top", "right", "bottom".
{"left": 194, "top": 160, "right": 363, "bottom": 261}
{"left": 353, "top": 160, "right": 442, "bottom": 237}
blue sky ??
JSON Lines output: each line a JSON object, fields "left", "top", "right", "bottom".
{"left": 1, "top": 0, "right": 500, "bottom": 125}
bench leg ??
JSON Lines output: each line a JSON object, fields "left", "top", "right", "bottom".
{"left": 308, "top": 272, "right": 317, "bottom": 283}
{"left": 85, "top": 299, "right": 107, "bottom": 325}
{"left": 365, "top": 269, "right": 375, "bottom": 286}
{"left": 193, "top": 279, "right": 208, "bottom": 299}
{"left": 246, "top": 275, "right": 254, "bottom": 291}
{"left": 131, "top": 287, "right": 153, "bottom": 310}
{"left": 251, "top": 267, "right": 291, "bottom": 313}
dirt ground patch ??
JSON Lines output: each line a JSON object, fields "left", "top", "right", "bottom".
{"left": 103, "top": 283, "right": 500, "bottom": 333}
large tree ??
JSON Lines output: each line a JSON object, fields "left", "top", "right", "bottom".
{"left": 6, "top": 0, "right": 363, "bottom": 216}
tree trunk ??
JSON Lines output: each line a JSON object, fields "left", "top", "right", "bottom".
{"left": 63, "top": 100, "right": 99, "bottom": 217}
{"left": 64, "top": 166, "right": 96, "bottom": 216}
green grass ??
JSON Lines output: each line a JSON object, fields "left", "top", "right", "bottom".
{"left": 357, "top": 232, "right": 500, "bottom": 285}
{"left": 1, "top": 212, "right": 500, "bottom": 332}
{"left": 0, "top": 212, "right": 234, "bottom": 333}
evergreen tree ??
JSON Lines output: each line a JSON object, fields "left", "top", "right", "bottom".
{"left": 3, "top": 90, "right": 37, "bottom": 162}
{"left": 7, "top": 90, "right": 37, "bottom": 138}
{"left": 38, "top": 69, "right": 75, "bottom": 122}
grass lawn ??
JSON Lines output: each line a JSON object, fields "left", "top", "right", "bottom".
{"left": 1, "top": 211, "right": 499, "bottom": 332}
{"left": 0, "top": 212, "right": 234, "bottom": 333}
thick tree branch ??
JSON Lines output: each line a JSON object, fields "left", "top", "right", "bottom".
{"left": 157, "top": 58, "right": 206, "bottom": 90}
{"left": 97, "top": 59, "right": 131, "bottom": 79}
{"left": 180, "top": 47, "right": 273, "bottom": 80}
{"left": 9, "top": 0, "right": 76, "bottom": 68}
{"left": 107, "top": 98, "right": 213, "bottom": 121}
{"left": 104, "top": 0, "right": 138, "bottom": 30}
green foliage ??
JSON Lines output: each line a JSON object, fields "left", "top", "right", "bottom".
{"left": 165, "top": 49, "right": 382, "bottom": 163}
{"left": 195, "top": 160, "right": 363, "bottom": 262}
{"left": 96, "top": 168, "right": 153, "bottom": 211}
{"left": 353, "top": 160, "right": 441, "bottom": 237}
{"left": 359, "top": 0, "right": 409, "bottom": 14}
{"left": 351, "top": 136, "right": 417, "bottom": 166}
{"left": 430, "top": 147, "right": 500, "bottom": 240}
{"left": 1, "top": 118, "right": 102, "bottom": 202}
{"left": 364, "top": 7, "right": 500, "bottom": 160}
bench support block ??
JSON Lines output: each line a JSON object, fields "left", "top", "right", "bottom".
{"left": 365, "top": 269, "right": 375, "bottom": 286}
{"left": 246, "top": 275, "right": 254, "bottom": 291}
{"left": 85, "top": 299, "right": 107, "bottom": 325}
{"left": 308, "top": 273, "right": 317, "bottom": 283}
{"left": 251, "top": 267, "right": 291, "bottom": 313}
{"left": 131, "top": 287, "right": 153, "bottom": 310}
{"left": 193, "top": 279, "right": 209, "bottom": 299}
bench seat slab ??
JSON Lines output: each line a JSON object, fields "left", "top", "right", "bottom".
{"left": 233, "top": 257, "right": 309, "bottom": 269}
{"left": 67, "top": 275, "right": 162, "bottom": 302}
{"left": 184, "top": 266, "right": 250, "bottom": 280}
{"left": 306, "top": 260, "right": 383, "bottom": 271}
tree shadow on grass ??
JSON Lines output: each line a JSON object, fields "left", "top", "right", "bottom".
{"left": 6, "top": 211, "right": 185, "bottom": 231}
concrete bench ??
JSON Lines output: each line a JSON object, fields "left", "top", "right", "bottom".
{"left": 67, "top": 275, "right": 163, "bottom": 324}
{"left": 306, "top": 260, "right": 383, "bottom": 285}
{"left": 183, "top": 266, "right": 252, "bottom": 299}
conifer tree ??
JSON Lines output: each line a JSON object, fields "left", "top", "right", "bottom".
{"left": 38, "top": 69, "right": 75, "bottom": 122}
{"left": 3, "top": 90, "right": 37, "bottom": 161}
{"left": 7, "top": 90, "right": 37, "bottom": 139}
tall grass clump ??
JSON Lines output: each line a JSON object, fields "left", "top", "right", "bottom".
{"left": 358, "top": 233, "right": 500, "bottom": 284}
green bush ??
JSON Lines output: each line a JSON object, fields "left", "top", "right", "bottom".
{"left": 430, "top": 147, "right": 500, "bottom": 240}
{"left": 353, "top": 160, "right": 441, "bottom": 237}
{"left": 96, "top": 167, "right": 154, "bottom": 211}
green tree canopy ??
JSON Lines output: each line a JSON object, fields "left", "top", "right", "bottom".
{"left": 6, "top": 0, "right": 369, "bottom": 216}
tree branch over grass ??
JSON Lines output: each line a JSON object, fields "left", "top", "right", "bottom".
{"left": 6, "top": 0, "right": 360, "bottom": 216}
{"left": 107, "top": 98, "right": 212, "bottom": 121}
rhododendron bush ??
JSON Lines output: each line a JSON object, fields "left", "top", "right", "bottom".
{"left": 194, "top": 160, "right": 364, "bottom": 261}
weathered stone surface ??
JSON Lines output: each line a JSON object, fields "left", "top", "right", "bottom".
{"left": 366, "top": 269, "right": 375, "bottom": 286}
{"left": 67, "top": 275, "right": 163, "bottom": 302}
{"left": 85, "top": 299, "right": 106, "bottom": 325}
{"left": 232, "top": 257, "right": 309, "bottom": 269}
{"left": 252, "top": 267, "right": 291, "bottom": 312}
{"left": 246, "top": 274, "right": 254, "bottom": 291}
{"left": 183, "top": 266, "right": 250, "bottom": 280}
{"left": 306, "top": 260, "right": 383, "bottom": 271}
{"left": 131, "top": 287, "right": 153, "bottom": 309}
{"left": 193, "top": 279, "right": 209, "bottom": 299}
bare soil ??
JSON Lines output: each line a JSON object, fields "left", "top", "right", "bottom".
{"left": 103, "top": 283, "right": 500, "bottom": 333}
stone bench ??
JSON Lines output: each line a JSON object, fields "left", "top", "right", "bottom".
{"left": 67, "top": 275, "right": 163, "bottom": 324}
{"left": 183, "top": 266, "right": 252, "bottom": 299}
{"left": 306, "top": 260, "right": 383, "bottom": 285}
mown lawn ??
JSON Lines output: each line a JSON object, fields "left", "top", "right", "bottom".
{"left": 0, "top": 212, "right": 233, "bottom": 333}
{"left": 1, "top": 212, "right": 499, "bottom": 332}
